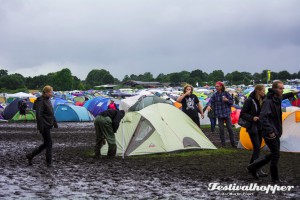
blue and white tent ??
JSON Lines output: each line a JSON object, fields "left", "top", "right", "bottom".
{"left": 54, "top": 104, "right": 94, "bottom": 122}
{"left": 86, "top": 97, "right": 111, "bottom": 117}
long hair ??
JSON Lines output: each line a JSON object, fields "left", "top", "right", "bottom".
{"left": 183, "top": 84, "right": 193, "bottom": 94}
{"left": 254, "top": 84, "right": 265, "bottom": 106}
{"left": 216, "top": 81, "right": 225, "bottom": 92}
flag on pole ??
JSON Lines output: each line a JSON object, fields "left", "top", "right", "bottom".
{"left": 267, "top": 70, "right": 271, "bottom": 82}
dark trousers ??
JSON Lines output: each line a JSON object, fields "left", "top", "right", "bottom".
{"left": 209, "top": 117, "right": 216, "bottom": 132}
{"left": 218, "top": 117, "right": 236, "bottom": 147}
{"left": 248, "top": 125, "right": 263, "bottom": 163}
{"left": 191, "top": 116, "right": 200, "bottom": 128}
{"left": 264, "top": 136, "right": 280, "bottom": 180}
{"left": 248, "top": 136, "right": 280, "bottom": 181}
{"left": 31, "top": 128, "right": 52, "bottom": 164}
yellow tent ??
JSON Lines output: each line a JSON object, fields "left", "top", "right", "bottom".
{"left": 239, "top": 112, "right": 292, "bottom": 150}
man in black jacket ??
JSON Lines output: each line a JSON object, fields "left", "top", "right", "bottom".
{"left": 26, "top": 85, "right": 58, "bottom": 167}
{"left": 94, "top": 109, "right": 125, "bottom": 158}
{"left": 247, "top": 81, "right": 300, "bottom": 182}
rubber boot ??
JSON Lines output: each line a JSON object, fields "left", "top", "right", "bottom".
{"left": 257, "top": 168, "right": 268, "bottom": 177}
{"left": 247, "top": 155, "right": 271, "bottom": 179}
{"left": 270, "top": 166, "right": 280, "bottom": 183}
{"left": 26, "top": 148, "right": 41, "bottom": 166}
{"left": 26, "top": 153, "right": 33, "bottom": 166}
{"left": 107, "top": 144, "right": 117, "bottom": 158}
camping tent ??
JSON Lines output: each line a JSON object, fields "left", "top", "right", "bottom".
{"left": 239, "top": 107, "right": 300, "bottom": 152}
{"left": 11, "top": 110, "right": 36, "bottom": 121}
{"left": 2, "top": 98, "right": 33, "bottom": 120}
{"left": 101, "top": 103, "right": 217, "bottom": 157}
{"left": 128, "top": 95, "right": 173, "bottom": 112}
{"left": 54, "top": 104, "right": 94, "bottom": 122}
{"left": 50, "top": 98, "right": 73, "bottom": 108}
{"left": 6, "top": 92, "right": 36, "bottom": 98}
{"left": 281, "top": 109, "right": 300, "bottom": 152}
{"left": 86, "top": 97, "right": 111, "bottom": 117}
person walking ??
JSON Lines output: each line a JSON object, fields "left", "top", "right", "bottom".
{"left": 240, "top": 84, "right": 267, "bottom": 177}
{"left": 247, "top": 81, "right": 300, "bottom": 182}
{"left": 26, "top": 85, "right": 58, "bottom": 167}
{"left": 176, "top": 84, "right": 204, "bottom": 128}
{"left": 94, "top": 109, "right": 125, "bottom": 158}
{"left": 206, "top": 81, "right": 236, "bottom": 148}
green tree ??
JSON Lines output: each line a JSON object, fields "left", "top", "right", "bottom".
{"left": 129, "top": 74, "right": 138, "bottom": 80}
{"left": 122, "top": 75, "right": 130, "bottom": 82}
{"left": 0, "top": 69, "right": 8, "bottom": 78}
{"left": 208, "top": 70, "right": 224, "bottom": 83}
{"left": 50, "top": 68, "right": 73, "bottom": 91}
{"left": 225, "top": 73, "right": 233, "bottom": 85}
{"left": 169, "top": 72, "right": 181, "bottom": 84}
{"left": 102, "top": 73, "right": 114, "bottom": 84}
{"left": 0, "top": 74, "right": 26, "bottom": 90}
{"left": 141, "top": 72, "right": 154, "bottom": 81}
{"left": 85, "top": 69, "right": 114, "bottom": 87}
{"left": 277, "top": 70, "right": 291, "bottom": 80}
{"left": 155, "top": 73, "right": 165, "bottom": 82}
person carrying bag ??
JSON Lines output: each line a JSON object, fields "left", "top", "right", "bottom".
{"left": 240, "top": 84, "right": 268, "bottom": 177}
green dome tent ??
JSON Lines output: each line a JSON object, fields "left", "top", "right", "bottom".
{"left": 128, "top": 95, "right": 173, "bottom": 112}
{"left": 101, "top": 103, "right": 217, "bottom": 157}
{"left": 10, "top": 110, "right": 36, "bottom": 122}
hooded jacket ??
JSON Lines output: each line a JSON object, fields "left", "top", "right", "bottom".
{"left": 240, "top": 91, "right": 263, "bottom": 131}
{"left": 259, "top": 88, "right": 294, "bottom": 137}
{"left": 33, "top": 96, "right": 57, "bottom": 131}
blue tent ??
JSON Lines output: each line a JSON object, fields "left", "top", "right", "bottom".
{"left": 87, "top": 97, "right": 111, "bottom": 117}
{"left": 51, "top": 98, "right": 73, "bottom": 108}
{"left": 54, "top": 104, "right": 94, "bottom": 122}
{"left": 83, "top": 99, "right": 93, "bottom": 109}
{"left": 2, "top": 98, "right": 33, "bottom": 120}
{"left": 282, "top": 99, "right": 292, "bottom": 108}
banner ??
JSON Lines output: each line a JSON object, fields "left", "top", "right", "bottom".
{"left": 267, "top": 70, "right": 271, "bottom": 82}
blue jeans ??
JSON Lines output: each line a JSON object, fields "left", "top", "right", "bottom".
{"left": 209, "top": 117, "right": 216, "bottom": 132}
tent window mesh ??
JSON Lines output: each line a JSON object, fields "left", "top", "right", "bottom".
{"left": 125, "top": 117, "right": 155, "bottom": 155}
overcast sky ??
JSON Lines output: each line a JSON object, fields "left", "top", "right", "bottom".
{"left": 1, "top": 0, "right": 300, "bottom": 80}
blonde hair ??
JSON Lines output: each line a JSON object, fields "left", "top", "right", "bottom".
{"left": 254, "top": 84, "right": 265, "bottom": 106}
{"left": 42, "top": 85, "right": 53, "bottom": 94}
{"left": 183, "top": 84, "right": 193, "bottom": 94}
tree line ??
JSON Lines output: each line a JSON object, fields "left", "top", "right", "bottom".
{"left": 0, "top": 68, "right": 300, "bottom": 92}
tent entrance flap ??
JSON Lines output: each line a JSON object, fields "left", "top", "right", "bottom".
{"left": 125, "top": 117, "right": 155, "bottom": 156}
{"left": 183, "top": 137, "right": 201, "bottom": 148}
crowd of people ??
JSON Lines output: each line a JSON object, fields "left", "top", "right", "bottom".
{"left": 25, "top": 82, "right": 299, "bottom": 184}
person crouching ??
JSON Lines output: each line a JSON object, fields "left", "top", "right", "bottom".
{"left": 94, "top": 109, "right": 125, "bottom": 158}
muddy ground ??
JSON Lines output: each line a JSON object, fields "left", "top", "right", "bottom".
{"left": 0, "top": 122, "right": 299, "bottom": 199}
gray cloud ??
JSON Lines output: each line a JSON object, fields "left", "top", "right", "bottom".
{"left": 1, "top": 0, "right": 300, "bottom": 80}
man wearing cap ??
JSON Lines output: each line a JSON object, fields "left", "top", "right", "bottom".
{"left": 26, "top": 85, "right": 58, "bottom": 167}
{"left": 206, "top": 81, "right": 236, "bottom": 148}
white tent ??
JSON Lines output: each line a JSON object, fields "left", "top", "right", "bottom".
{"left": 6, "top": 92, "right": 36, "bottom": 98}
{"left": 119, "top": 90, "right": 152, "bottom": 112}
{"left": 281, "top": 109, "right": 300, "bottom": 152}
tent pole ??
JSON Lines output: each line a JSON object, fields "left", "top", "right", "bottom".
{"left": 122, "top": 119, "right": 125, "bottom": 159}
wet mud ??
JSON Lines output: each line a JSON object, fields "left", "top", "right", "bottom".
{"left": 0, "top": 122, "right": 299, "bottom": 199}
